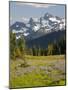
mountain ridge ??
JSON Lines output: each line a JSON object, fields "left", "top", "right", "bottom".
{"left": 10, "top": 12, "right": 65, "bottom": 40}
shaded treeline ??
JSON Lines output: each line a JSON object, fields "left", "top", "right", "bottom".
{"left": 25, "top": 35, "right": 66, "bottom": 56}
{"left": 10, "top": 31, "right": 66, "bottom": 60}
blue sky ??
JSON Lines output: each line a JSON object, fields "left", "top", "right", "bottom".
{"left": 10, "top": 2, "right": 65, "bottom": 25}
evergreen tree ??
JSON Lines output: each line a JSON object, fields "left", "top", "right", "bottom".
{"left": 32, "top": 46, "right": 37, "bottom": 56}
{"left": 58, "top": 35, "right": 66, "bottom": 54}
{"left": 53, "top": 41, "right": 59, "bottom": 55}
{"left": 47, "top": 43, "right": 54, "bottom": 55}
{"left": 17, "top": 35, "right": 25, "bottom": 56}
{"left": 10, "top": 32, "right": 16, "bottom": 59}
{"left": 44, "top": 49, "right": 47, "bottom": 56}
{"left": 10, "top": 32, "right": 26, "bottom": 60}
{"left": 38, "top": 46, "right": 41, "bottom": 56}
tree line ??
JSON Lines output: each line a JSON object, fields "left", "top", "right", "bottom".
{"left": 26, "top": 35, "right": 66, "bottom": 56}
{"left": 10, "top": 31, "right": 66, "bottom": 60}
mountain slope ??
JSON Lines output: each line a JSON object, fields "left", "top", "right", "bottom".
{"left": 26, "top": 30, "right": 65, "bottom": 48}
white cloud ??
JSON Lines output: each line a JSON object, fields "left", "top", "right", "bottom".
{"left": 33, "top": 17, "right": 38, "bottom": 22}
{"left": 22, "top": 17, "right": 29, "bottom": 22}
{"left": 16, "top": 2, "right": 56, "bottom": 8}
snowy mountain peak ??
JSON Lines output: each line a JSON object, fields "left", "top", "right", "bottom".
{"left": 10, "top": 13, "right": 65, "bottom": 40}
{"left": 28, "top": 17, "right": 36, "bottom": 27}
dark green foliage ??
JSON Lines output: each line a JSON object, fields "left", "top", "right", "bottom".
{"left": 52, "top": 42, "right": 59, "bottom": 55}
{"left": 26, "top": 35, "right": 66, "bottom": 56}
{"left": 47, "top": 35, "right": 66, "bottom": 55}
{"left": 10, "top": 31, "right": 65, "bottom": 57}
{"left": 10, "top": 32, "right": 25, "bottom": 60}
{"left": 17, "top": 36, "right": 25, "bottom": 58}
{"left": 10, "top": 32, "right": 17, "bottom": 59}
{"left": 58, "top": 35, "right": 66, "bottom": 54}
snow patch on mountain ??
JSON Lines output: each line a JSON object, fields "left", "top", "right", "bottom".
{"left": 33, "top": 24, "right": 40, "bottom": 32}
{"left": 10, "top": 13, "right": 65, "bottom": 40}
{"left": 49, "top": 17, "right": 60, "bottom": 23}
{"left": 23, "top": 32, "right": 29, "bottom": 36}
{"left": 12, "top": 29, "right": 24, "bottom": 33}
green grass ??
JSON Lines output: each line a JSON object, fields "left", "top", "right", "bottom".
{"left": 10, "top": 71, "right": 53, "bottom": 88}
{"left": 25, "top": 55, "right": 65, "bottom": 60}
{"left": 9, "top": 55, "right": 66, "bottom": 88}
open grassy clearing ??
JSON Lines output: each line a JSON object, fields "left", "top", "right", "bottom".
{"left": 9, "top": 55, "right": 66, "bottom": 88}
{"left": 25, "top": 55, "right": 65, "bottom": 60}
